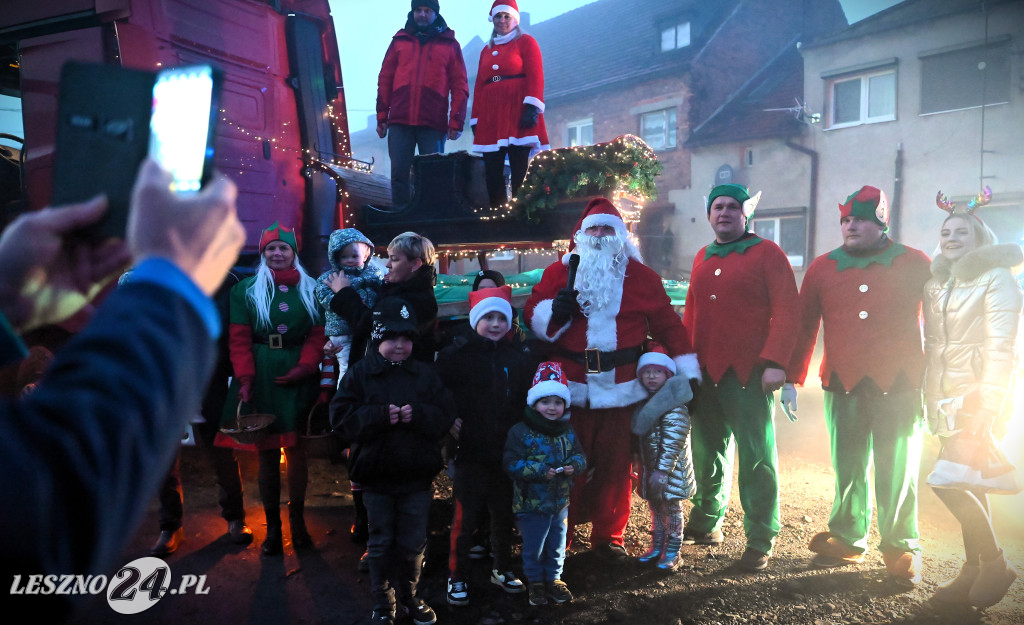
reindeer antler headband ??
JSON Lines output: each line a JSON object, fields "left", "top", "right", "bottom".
{"left": 936, "top": 186, "right": 992, "bottom": 215}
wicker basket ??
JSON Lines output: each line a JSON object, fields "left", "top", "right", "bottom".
{"left": 220, "top": 401, "right": 275, "bottom": 446}
{"left": 300, "top": 401, "right": 341, "bottom": 458}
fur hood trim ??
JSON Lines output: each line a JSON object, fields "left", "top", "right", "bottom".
{"left": 931, "top": 243, "right": 1024, "bottom": 282}
{"left": 630, "top": 376, "right": 693, "bottom": 436}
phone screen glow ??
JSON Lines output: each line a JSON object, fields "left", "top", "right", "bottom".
{"left": 148, "top": 66, "right": 214, "bottom": 192}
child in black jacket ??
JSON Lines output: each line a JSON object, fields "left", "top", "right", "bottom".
{"left": 331, "top": 297, "right": 455, "bottom": 625}
{"left": 436, "top": 285, "right": 536, "bottom": 606}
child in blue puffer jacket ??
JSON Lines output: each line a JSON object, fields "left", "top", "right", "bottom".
{"left": 503, "top": 362, "right": 586, "bottom": 607}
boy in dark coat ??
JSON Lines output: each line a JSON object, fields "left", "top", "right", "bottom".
{"left": 437, "top": 285, "right": 535, "bottom": 606}
{"left": 331, "top": 297, "right": 455, "bottom": 625}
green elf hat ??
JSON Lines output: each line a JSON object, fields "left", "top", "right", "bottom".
{"left": 259, "top": 221, "right": 298, "bottom": 253}
{"left": 706, "top": 183, "right": 762, "bottom": 219}
{"left": 839, "top": 185, "right": 889, "bottom": 228}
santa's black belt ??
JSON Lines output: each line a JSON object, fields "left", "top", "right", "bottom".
{"left": 489, "top": 73, "right": 526, "bottom": 83}
{"left": 556, "top": 345, "right": 644, "bottom": 374}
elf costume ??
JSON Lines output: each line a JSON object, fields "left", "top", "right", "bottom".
{"left": 788, "top": 186, "right": 931, "bottom": 581}
{"left": 215, "top": 222, "right": 325, "bottom": 556}
{"left": 681, "top": 184, "right": 801, "bottom": 560}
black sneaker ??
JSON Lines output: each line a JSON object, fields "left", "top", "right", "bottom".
{"left": 597, "top": 543, "right": 628, "bottom": 560}
{"left": 681, "top": 529, "right": 724, "bottom": 545}
{"left": 546, "top": 580, "right": 573, "bottom": 604}
{"left": 370, "top": 607, "right": 395, "bottom": 625}
{"left": 490, "top": 569, "right": 526, "bottom": 594}
{"left": 528, "top": 582, "right": 548, "bottom": 606}
{"left": 400, "top": 598, "right": 436, "bottom": 625}
{"left": 446, "top": 579, "right": 469, "bottom": 606}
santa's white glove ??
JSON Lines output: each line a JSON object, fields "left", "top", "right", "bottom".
{"left": 780, "top": 383, "right": 798, "bottom": 422}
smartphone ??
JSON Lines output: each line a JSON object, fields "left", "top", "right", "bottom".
{"left": 52, "top": 62, "right": 221, "bottom": 239}
{"left": 51, "top": 62, "right": 156, "bottom": 240}
{"left": 148, "top": 64, "right": 222, "bottom": 193}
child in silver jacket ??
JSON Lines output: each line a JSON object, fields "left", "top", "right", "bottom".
{"left": 631, "top": 343, "right": 695, "bottom": 570}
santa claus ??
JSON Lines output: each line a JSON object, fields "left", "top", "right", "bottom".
{"left": 524, "top": 197, "right": 699, "bottom": 556}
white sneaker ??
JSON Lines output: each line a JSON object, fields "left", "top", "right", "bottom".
{"left": 490, "top": 569, "right": 526, "bottom": 594}
{"left": 446, "top": 579, "right": 469, "bottom": 606}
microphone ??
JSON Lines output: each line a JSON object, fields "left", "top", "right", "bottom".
{"left": 566, "top": 253, "right": 580, "bottom": 290}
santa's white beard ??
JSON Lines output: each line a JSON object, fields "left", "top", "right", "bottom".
{"left": 573, "top": 233, "right": 627, "bottom": 317}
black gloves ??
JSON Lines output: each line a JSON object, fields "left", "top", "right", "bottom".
{"left": 550, "top": 288, "right": 578, "bottom": 326}
{"left": 519, "top": 103, "right": 540, "bottom": 129}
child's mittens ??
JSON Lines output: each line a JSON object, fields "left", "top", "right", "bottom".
{"left": 647, "top": 470, "right": 669, "bottom": 500}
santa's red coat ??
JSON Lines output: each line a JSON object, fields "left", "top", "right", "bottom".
{"left": 524, "top": 256, "right": 696, "bottom": 409}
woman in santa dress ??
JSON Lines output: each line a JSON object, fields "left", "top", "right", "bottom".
{"left": 471, "top": 0, "right": 549, "bottom": 209}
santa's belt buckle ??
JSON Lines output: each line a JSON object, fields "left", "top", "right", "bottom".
{"left": 585, "top": 348, "right": 602, "bottom": 374}
{"left": 268, "top": 334, "right": 283, "bottom": 349}
{"left": 491, "top": 75, "right": 502, "bottom": 82}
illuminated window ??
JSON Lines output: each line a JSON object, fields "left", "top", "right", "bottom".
{"left": 566, "top": 118, "right": 593, "bottom": 147}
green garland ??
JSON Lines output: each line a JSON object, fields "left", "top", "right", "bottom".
{"left": 512, "top": 134, "right": 663, "bottom": 222}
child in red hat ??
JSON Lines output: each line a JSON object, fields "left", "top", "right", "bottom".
{"left": 503, "top": 361, "right": 586, "bottom": 606}
{"left": 436, "top": 285, "right": 534, "bottom": 606}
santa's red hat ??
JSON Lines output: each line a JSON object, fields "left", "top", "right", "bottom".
{"left": 637, "top": 341, "right": 676, "bottom": 378}
{"left": 488, "top": 0, "right": 520, "bottom": 23}
{"left": 527, "top": 361, "right": 571, "bottom": 408}
{"left": 468, "top": 285, "right": 513, "bottom": 330}
{"left": 568, "top": 198, "right": 627, "bottom": 251}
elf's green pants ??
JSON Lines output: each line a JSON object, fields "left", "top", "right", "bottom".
{"left": 689, "top": 370, "right": 779, "bottom": 555}
{"left": 823, "top": 387, "right": 923, "bottom": 555}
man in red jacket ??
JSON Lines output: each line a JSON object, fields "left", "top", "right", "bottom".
{"left": 524, "top": 198, "right": 699, "bottom": 558}
{"left": 377, "top": 1, "right": 469, "bottom": 209}
{"left": 784, "top": 185, "right": 931, "bottom": 588}
{"left": 682, "top": 184, "right": 800, "bottom": 572}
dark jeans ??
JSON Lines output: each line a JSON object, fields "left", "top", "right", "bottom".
{"left": 257, "top": 447, "right": 308, "bottom": 527}
{"left": 482, "top": 145, "right": 531, "bottom": 207}
{"left": 388, "top": 124, "right": 446, "bottom": 207}
{"left": 448, "top": 462, "right": 515, "bottom": 578}
{"left": 158, "top": 418, "right": 245, "bottom": 531}
{"left": 364, "top": 489, "right": 432, "bottom": 608}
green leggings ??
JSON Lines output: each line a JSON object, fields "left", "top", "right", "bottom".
{"left": 823, "top": 387, "right": 923, "bottom": 554}
{"left": 689, "top": 370, "right": 779, "bottom": 555}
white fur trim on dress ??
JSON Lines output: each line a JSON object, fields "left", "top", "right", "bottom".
{"left": 527, "top": 380, "right": 571, "bottom": 408}
{"left": 638, "top": 352, "right": 676, "bottom": 376}
{"left": 489, "top": 4, "right": 520, "bottom": 23}
{"left": 469, "top": 296, "right": 513, "bottom": 330}
{"left": 523, "top": 96, "right": 545, "bottom": 113}
{"left": 472, "top": 137, "right": 549, "bottom": 152}
{"left": 673, "top": 353, "right": 701, "bottom": 382}
{"left": 528, "top": 298, "right": 571, "bottom": 342}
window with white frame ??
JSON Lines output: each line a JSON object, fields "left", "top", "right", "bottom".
{"left": 751, "top": 214, "right": 807, "bottom": 266}
{"left": 921, "top": 40, "right": 1010, "bottom": 115}
{"left": 827, "top": 68, "right": 896, "bottom": 128}
{"left": 566, "top": 118, "right": 593, "bottom": 147}
{"left": 640, "top": 108, "right": 676, "bottom": 150}
{"left": 661, "top": 22, "right": 691, "bottom": 52}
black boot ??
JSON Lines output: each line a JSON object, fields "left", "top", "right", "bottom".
{"left": 397, "top": 553, "right": 435, "bottom": 625}
{"left": 289, "top": 501, "right": 312, "bottom": 549}
{"left": 369, "top": 555, "right": 396, "bottom": 625}
{"left": 258, "top": 449, "right": 283, "bottom": 556}
{"left": 351, "top": 487, "right": 368, "bottom": 543}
